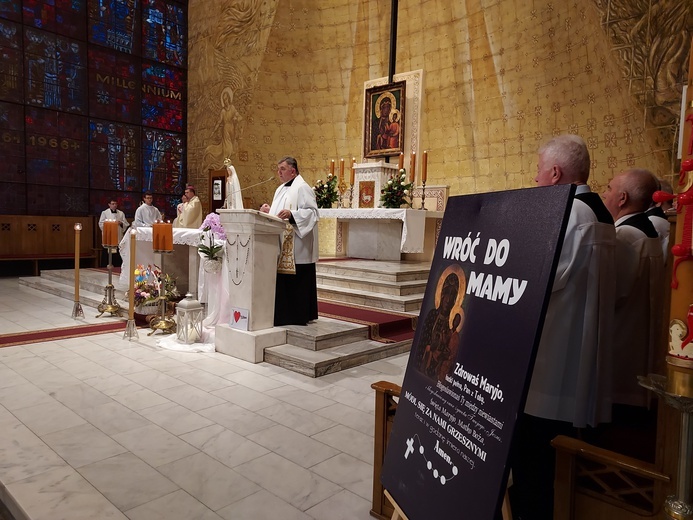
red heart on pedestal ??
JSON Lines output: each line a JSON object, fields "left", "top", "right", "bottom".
{"left": 233, "top": 311, "right": 241, "bottom": 323}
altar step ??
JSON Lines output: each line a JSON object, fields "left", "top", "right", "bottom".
{"left": 16, "top": 265, "right": 422, "bottom": 378}
{"left": 316, "top": 259, "right": 430, "bottom": 312}
{"left": 19, "top": 269, "right": 124, "bottom": 310}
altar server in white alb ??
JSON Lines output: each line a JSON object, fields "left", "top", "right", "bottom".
{"left": 133, "top": 192, "right": 162, "bottom": 228}
{"left": 260, "top": 156, "right": 319, "bottom": 326}
{"left": 98, "top": 198, "right": 129, "bottom": 266}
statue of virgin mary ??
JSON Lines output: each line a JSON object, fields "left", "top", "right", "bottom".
{"left": 223, "top": 158, "right": 244, "bottom": 209}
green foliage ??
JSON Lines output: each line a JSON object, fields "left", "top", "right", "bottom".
{"left": 380, "top": 169, "right": 414, "bottom": 208}
{"left": 313, "top": 173, "right": 340, "bottom": 209}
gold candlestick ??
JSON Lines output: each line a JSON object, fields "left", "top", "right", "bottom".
{"left": 71, "top": 223, "right": 84, "bottom": 319}
{"left": 148, "top": 250, "right": 176, "bottom": 335}
{"left": 421, "top": 181, "right": 428, "bottom": 211}
{"left": 123, "top": 229, "right": 138, "bottom": 340}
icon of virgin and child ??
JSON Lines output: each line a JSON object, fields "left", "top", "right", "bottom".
{"left": 414, "top": 264, "right": 467, "bottom": 382}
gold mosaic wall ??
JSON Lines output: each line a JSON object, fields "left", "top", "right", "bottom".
{"left": 187, "top": 0, "right": 691, "bottom": 211}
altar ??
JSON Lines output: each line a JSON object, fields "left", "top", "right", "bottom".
{"left": 318, "top": 208, "right": 443, "bottom": 261}
{"left": 118, "top": 227, "right": 200, "bottom": 297}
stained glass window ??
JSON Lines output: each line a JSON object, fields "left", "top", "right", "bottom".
{"left": 142, "top": 128, "right": 184, "bottom": 195}
{"left": 23, "top": 0, "right": 86, "bottom": 39}
{"left": 0, "top": 18, "right": 23, "bottom": 103}
{"left": 89, "top": 118, "right": 141, "bottom": 191}
{"left": 0, "top": 101, "right": 24, "bottom": 183}
{"left": 88, "top": 0, "right": 140, "bottom": 54}
{"left": 24, "top": 28, "right": 87, "bottom": 113}
{"left": 0, "top": 0, "right": 21, "bottom": 22}
{"left": 142, "top": 61, "right": 183, "bottom": 131}
{"left": 90, "top": 189, "right": 138, "bottom": 216}
{"left": 88, "top": 47, "right": 140, "bottom": 123}
{"left": 142, "top": 0, "right": 185, "bottom": 67}
{"left": 25, "top": 107, "right": 89, "bottom": 188}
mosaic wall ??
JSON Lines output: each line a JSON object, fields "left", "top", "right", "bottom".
{"left": 187, "top": 0, "right": 690, "bottom": 210}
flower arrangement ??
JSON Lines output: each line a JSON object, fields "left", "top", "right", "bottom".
{"left": 131, "top": 264, "right": 180, "bottom": 308}
{"left": 131, "top": 264, "right": 161, "bottom": 308}
{"left": 313, "top": 173, "right": 339, "bottom": 209}
{"left": 198, "top": 213, "right": 227, "bottom": 261}
{"left": 380, "top": 169, "right": 414, "bottom": 208}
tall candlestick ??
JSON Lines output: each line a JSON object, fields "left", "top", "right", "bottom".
{"left": 74, "top": 224, "right": 81, "bottom": 300}
{"left": 350, "top": 162, "right": 355, "bottom": 186}
{"left": 124, "top": 228, "right": 138, "bottom": 340}
{"left": 339, "top": 158, "right": 344, "bottom": 184}
{"left": 129, "top": 229, "right": 136, "bottom": 319}
{"left": 410, "top": 152, "right": 416, "bottom": 184}
{"left": 330, "top": 159, "right": 335, "bottom": 177}
{"left": 71, "top": 223, "right": 84, "bottom": 318}
{"left": 422, "top": 150, "right": 428, "bottom": 184}
{"left": 398, "top": 152, "right": 404, "bottom": 171}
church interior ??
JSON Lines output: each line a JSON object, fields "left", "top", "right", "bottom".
{"left": 0, "top": 0, "right": 692, "bottom": 519}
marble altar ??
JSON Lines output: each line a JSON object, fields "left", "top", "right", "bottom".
{"left": 118, "top": 227, "right": 200, "bottom": 297}
{"left": 318, "top": 208, "right": 443, "bottom": 261}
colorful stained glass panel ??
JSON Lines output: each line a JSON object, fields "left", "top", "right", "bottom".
{"left": 88, "top": 47, "right": 140, "bottom": 123}
{"left": 23, "top": 0, "right": 86, "bottom": 39}
{"left": 142, "top": 0, "right": 185, "bottom": 67}
{"left": 141, "top": 61, "right": 183, "bottom": 131}
{"left": 142, "top": 128, "right": 183, "bottom": 195}
{"left": 0, "top": 19, "right": 22, "bottom": 103}
{"left": 0, "top": 101, "right": 24, "bottom": 183}
{"left": 88, "top": 0, "right": 140, "bottom": 54}
{"left": 89, "top": 118, "right": 141, "bottom": 191}
{"left": 24, "top": 28, "right": 87, "bottom": 113}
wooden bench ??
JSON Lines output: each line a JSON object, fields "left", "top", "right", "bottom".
{"left": 0, "top": 216, "right": 99, "bottom": 275}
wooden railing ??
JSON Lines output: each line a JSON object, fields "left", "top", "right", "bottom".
{"left": 552, "top": 435, "right": 670, "bottom": 520}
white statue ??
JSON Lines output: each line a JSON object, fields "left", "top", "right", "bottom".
{"left": 223, "top": 158, "right": 244, "bottom": 209}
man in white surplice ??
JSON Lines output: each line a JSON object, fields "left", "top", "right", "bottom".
{"left": 260, "top": 156, "right": 319, "bottom": 325}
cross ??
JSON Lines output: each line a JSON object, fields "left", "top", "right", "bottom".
{"left": 404, "top": 437, "right": 414, "bottom": 459}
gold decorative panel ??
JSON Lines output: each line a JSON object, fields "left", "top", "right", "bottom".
{"left": 187, "top": 0, "right": 691, "bottom": 202}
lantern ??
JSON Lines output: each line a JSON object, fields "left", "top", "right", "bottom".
{"left": 176, "top": 293, "right": 204, "bottom": 344}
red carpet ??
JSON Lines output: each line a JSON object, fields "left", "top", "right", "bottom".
{"left": 318, "top": 301, "right": 417, "bottom": 343}
{"left": 0, "top": 321, "right": 127, "bottom": 348}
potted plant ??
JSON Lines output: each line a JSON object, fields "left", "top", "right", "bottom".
{"left": 380, "top": 169, "right": 414, "bottom": 208}
{"left": 198, "top": 213, "right": 226, "bottom": 273}
{"left": 313, "top": 173, "right": 340, "bottom": 208}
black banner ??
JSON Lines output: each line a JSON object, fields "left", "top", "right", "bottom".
{"left": 381, "top": 185, "right": 574, "bottom": 519}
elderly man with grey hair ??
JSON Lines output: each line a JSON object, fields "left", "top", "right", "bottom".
{"left": 511, "top": 134, "right": 616, "bottom": 520}
{"left": 603, "top": 168, "right": 663, "bottom": 410}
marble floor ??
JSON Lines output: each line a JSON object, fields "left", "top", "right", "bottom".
{"left": 0, "top": 277, "right": 408, "bottom": 520}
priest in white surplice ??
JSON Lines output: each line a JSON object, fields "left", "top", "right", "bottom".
{"left": 133, "top": 192, "right": 162, "bottom": 228}
{"left": 260, "top": 156, "right": 319, "bottom": 326}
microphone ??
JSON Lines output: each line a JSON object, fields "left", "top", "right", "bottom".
{"left": 235, "top": 176, "right": 275, "bottom": 192}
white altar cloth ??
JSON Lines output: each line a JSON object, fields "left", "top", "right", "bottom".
{"left": 318, "top": 208, "right": 429, "bottom": 253}
{"left": 118, "top": 227, "right": 201, "bottom": 295}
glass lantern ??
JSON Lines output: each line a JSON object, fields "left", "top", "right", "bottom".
{"left": 176, "top": 293, "right": 204, "bottom": 344}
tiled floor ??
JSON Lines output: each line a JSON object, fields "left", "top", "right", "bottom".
{"left": 0, "top": 277, "right": 408, "bottom": 520}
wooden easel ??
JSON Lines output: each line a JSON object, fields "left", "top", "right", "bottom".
{"left": 384, "top": 488, "right": 513, "bottom": 520}
{"left": 384, "top": 490, "right": 409, "bottom": 520}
